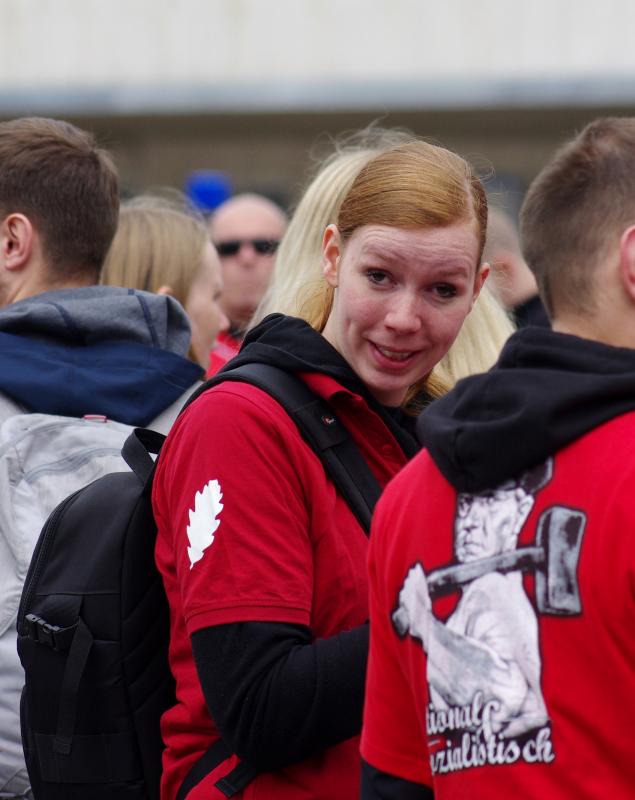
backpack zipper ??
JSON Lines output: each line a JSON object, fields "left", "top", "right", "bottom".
{"left": 17, "top": 489, "right": 82, "bottom": 636}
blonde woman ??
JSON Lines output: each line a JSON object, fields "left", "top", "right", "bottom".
{"left": 255, "top": 128, "right": 513, "bottom": 398}
{"left": 102, "top": 195, "right": 229, "bottom": 370}
{"left": 153, "top": 140, "right": 490, "bottom": 800}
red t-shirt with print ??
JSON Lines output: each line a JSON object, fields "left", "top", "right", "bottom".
{"left": 362, "top": 411, "right": 635, "bottom": 799}
{"left": 153, "top": 373, "right": 409, "bottom": 800}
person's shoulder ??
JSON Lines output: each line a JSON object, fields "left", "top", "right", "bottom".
{"left": 465, "top": 571, "right": 520, "bottom": 598}
{"left": 563, "top": 409, "right": 635, "bottom": 480}
{"left": 172, "top": 379, "right": 302, "bottom": 443}
{"left": 596, "top": 408, "right": 635, "bottom": 443}
{"left": 381, "top": 447, "right": 449, "bottom": 507}
{"left": 193, "top": 379, "right": 295, "bottom": 413}
{"left": 372, "top": 447, "right": 453, "bottom": 561}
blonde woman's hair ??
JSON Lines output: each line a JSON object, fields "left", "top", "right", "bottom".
{"left": 427, "top": 289, "right": 513, "bottom": 397}
{"left": 101, "top": 193, "right": 209, "bottom": 309}
{"left": 254, "top": 129, "right": 514, "bottom": 403}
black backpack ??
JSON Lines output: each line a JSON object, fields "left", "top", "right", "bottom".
{"left": 17, "top": 363, "right": 382, "bottom": 800}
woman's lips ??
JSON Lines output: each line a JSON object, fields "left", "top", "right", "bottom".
{"left": 370, "top": 341, "right": 418, "bottom": 368}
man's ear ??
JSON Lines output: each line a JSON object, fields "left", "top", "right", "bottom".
{"left": 619, "top": 225, "right": 635, "bottom": 303}
{"left": 322, "top": 224, "right": 342, "bottom": 289}
{"left": 156, "top": 285, "right": 175, "bottom": 297}
{"left": 0, "top": 214, "right": 34, "bottom": 270}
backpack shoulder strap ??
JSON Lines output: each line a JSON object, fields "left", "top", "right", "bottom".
{"left": 121, "top": 427, "right": 166, "bottom": 489}
{"left": 184, "top": 363, "right": 382, "bottom": 534}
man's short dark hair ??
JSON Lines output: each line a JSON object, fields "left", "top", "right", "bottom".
{"left": 520, "top": 117, "right": 635, "bottom": 317}
{"left": 0, "top": 117, "right": 119, "bottom": 282}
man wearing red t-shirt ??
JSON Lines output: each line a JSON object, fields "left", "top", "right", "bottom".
{"left": 361, "top": 117, "right": 635, "bottom": 799}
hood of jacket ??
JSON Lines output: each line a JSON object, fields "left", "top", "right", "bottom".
{"left": 0, "top": 286, "right": 202, "bottom": 425}
{"left": 418, "top": 325, "right": 635, "bottom": 493}
{"left": 227, "top": 313, "right": 419, "bottom": 457}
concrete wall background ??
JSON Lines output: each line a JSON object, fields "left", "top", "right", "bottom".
{"left": 3, "top": 0, "right": 635, "bottom": 108}
{"left": 2, "top": 0, "right": 635, "bottom": 208}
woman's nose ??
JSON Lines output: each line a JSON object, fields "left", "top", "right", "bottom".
{"left": 384, "top": 293, "right": 423, "bottom": 333}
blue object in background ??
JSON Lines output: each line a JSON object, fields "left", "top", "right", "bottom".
{"left": 185, "top": 170, "right": 233, "bottom": 214}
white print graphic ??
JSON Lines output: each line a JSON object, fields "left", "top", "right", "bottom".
{"left": 187, "top": 479, "right": 224, "bottom": 568}
{"left": 393, "top": 460, "right": 586, "bottom": 775}
{"left": 426, "top": 693, "right": 554, "bottom": 774}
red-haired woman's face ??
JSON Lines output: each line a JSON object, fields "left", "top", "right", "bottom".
{"left": 321, "top": 222, "right": 486, "bottom": 406}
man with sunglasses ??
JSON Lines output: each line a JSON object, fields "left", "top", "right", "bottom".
{"left": 208, "top": 193, "right": 287, "bottom": 375}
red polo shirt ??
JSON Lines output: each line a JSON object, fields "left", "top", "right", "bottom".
{"left": 153, "top": 372, "right": 409, "bottom": 800}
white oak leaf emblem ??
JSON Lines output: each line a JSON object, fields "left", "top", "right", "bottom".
{"left": 187, "top": 479, "right": 223, "bottom": 568}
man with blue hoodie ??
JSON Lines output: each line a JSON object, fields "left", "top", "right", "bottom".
{"left": 361, "top": 117, "right": 635, "bottom": 799}
{"left": 0, "top": 117, "right": 203, "bottom": 799}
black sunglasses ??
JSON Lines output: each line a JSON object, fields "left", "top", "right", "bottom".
{"left": 215, "top": 238, "right": 280, "bottom": 257}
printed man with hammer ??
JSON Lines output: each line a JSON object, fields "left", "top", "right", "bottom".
{"left": 393, "top": 461, "right": 555, "bottom": 744}
{"left": 361, "top": 117, "right": 635, "bottom": 800}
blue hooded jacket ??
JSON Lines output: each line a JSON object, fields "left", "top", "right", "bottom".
{"left": 0, "top": 286, "right": 203, "bottom": 425}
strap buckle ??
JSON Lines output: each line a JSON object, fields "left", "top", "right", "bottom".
{"left": 25, "top": 613, "right": 76, "bottom": 651}
{"left": 26, "top": 613, "right": 62, "bottom": 649}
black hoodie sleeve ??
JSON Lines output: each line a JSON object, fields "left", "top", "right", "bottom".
{"left": 360, "top": 760, "right": 434, "bottom": 799}
{"left": 191, "top": 620, "right": 369, "bottom": 770}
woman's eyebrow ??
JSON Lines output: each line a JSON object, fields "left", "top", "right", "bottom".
{"left": 358, "top": 242, "right": 400, "bottom": 261}
{"left": 360, "top": 241, "right": 474, "bottom": 270}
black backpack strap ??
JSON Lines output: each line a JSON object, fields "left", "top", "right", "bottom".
{"left": 122, "top": 427, "right": 166, "bottom": 487}
{"left": 24, "top": 594, "right": 95, "bottom": 760}
{"left": 214, "top": 759, "right": 261, "bottom": 797}
{"left": 184, "top": 363, "right": 382, "bottom": 534}
{"left": 176, "top": 738, "right": 259, "bottom": 800}
{"left": 176, "top": 740, "right": 228, "bottom": 800}
{"left": 52, "top": 616, "right": 94, "bottom": 755}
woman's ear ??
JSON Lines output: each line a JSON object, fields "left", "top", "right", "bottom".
{"left": 156, "top": 285, "right": 175, "bottom": 297}
{"left": 469, "top": 262, "right": 490, "bottom": 310}
{"left": 322, "top": 224, "right": 342, "bottom": 288}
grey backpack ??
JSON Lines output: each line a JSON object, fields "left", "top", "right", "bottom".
{"left": 0, "top": 412, "right": 133, "bottom": 797}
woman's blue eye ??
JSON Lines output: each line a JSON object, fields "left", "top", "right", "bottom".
{"left": 434, "top": 283, "right": 457, "bottom": 298}
{"left": 367, "top": 270, "right": 388, "bottom": 285}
